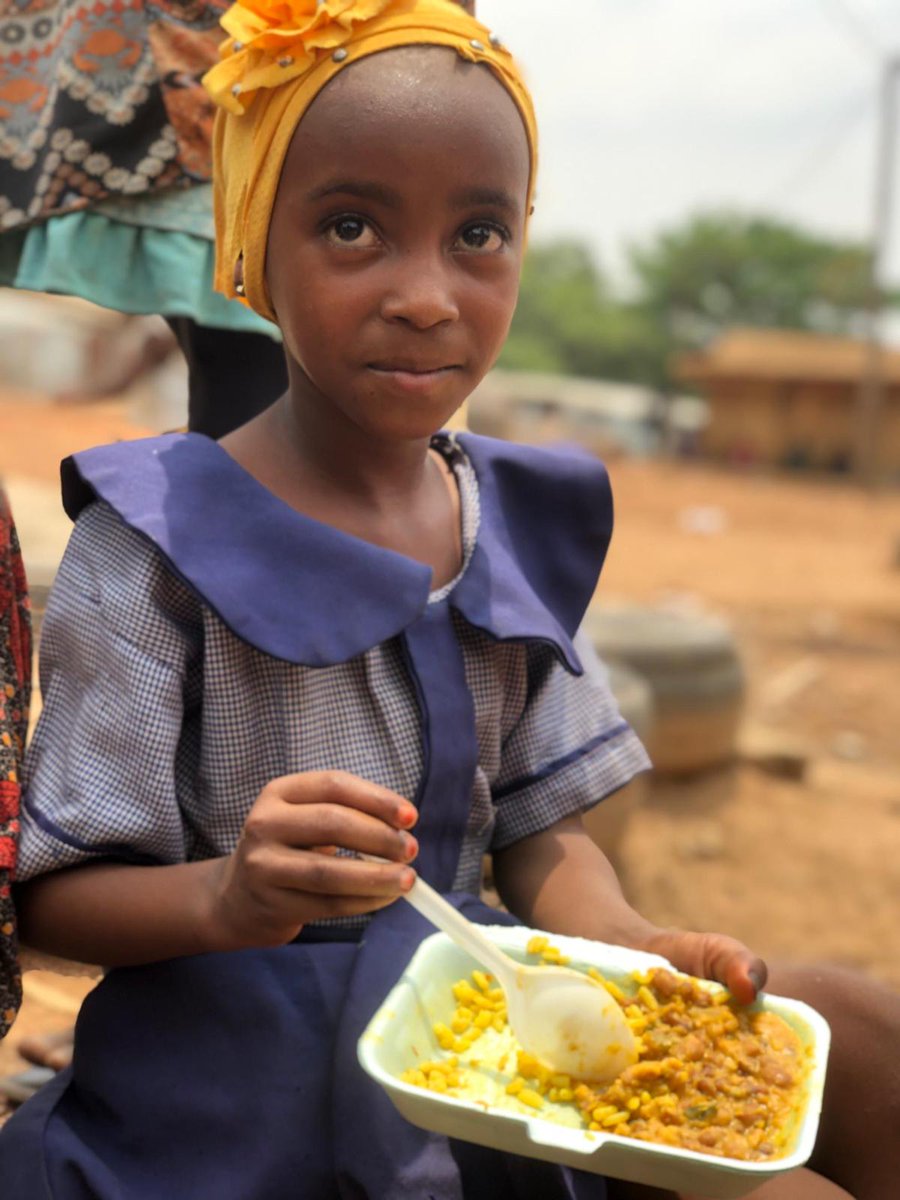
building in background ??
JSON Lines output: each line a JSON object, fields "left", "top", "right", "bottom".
{"left": 675, "top": 327, "right": 900, "bottom": 478}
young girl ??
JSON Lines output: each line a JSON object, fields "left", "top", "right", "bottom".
{"left": 0, "top": 3, "right": 897, "bottom": 1197}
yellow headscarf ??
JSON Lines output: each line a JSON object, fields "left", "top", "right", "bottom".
{"left": 203, "top": 0, "right": 538, "bottom": 323}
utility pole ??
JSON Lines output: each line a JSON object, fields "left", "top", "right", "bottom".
{"left": 855, "top": 55, "right": 900, "bottom": 487}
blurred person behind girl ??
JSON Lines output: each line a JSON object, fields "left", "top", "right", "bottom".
{"left": 0, "top": 0, "right": 285, "bottom": 437}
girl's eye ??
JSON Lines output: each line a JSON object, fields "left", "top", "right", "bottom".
{"left": 324, "top": 216, "right": 378, "bottom": 248}
{"left": 457, "top": 223, "right": 507, "bottom": 253}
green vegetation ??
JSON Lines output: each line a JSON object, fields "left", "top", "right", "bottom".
{"left": 499, "top": 211, "right": 878, "bottom": 388}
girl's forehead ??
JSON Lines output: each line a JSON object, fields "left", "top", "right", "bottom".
{"left": 284, "top": 45, "right": 531, "bottom": 187}
{"left": 313, "top": 44, "right": 513, "bottom": 116}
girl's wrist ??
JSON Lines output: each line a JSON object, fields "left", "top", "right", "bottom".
{"left": 197, "top": 856, "right": 303, "bottom": 953}
{"left": 194, "top": 857, "right": 257, "bottom": 953}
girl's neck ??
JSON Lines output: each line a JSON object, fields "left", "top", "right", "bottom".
{"left": 220, "top": 395, "right": 463, "bottom": 586}
{"left": 270, "top": 395, "right": 434, "bottom": 512}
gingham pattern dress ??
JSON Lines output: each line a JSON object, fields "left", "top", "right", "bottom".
{"left": 16, "top": 431, "right": 649, "bottom": 936}
{"left": 0, "top": 430, "right": 645, "bottom": 1200}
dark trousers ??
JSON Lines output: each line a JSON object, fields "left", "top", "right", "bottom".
{"left": 165, "top": 317, "right": 289, "bottom": 440}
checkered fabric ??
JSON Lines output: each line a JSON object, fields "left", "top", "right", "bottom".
{"left": 17, "top": 444, "right": 649, "bottom": 933}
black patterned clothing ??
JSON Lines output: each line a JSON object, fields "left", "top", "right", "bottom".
{"left": 0, "top": 0, "right": 228, "bottom": 232}
{"left": 0, "top": 489, "right": 31, "bottom": 1040}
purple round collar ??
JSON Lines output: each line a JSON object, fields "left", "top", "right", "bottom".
{"left": 61, "top": 432, "right": 613, "bottom": 671}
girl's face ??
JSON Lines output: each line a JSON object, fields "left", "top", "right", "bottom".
{"left": 264, "top": 47, "right": 531, "bottom": 443}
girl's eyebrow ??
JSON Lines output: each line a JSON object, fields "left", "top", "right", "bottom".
{"left": 306, "top": 179, "right": 401, "bottom": 207}
{"left": 451, "top": 186, "right": 520, "bottom": 214}
{"left": 303, "top": 181, "right": 521, "bottom": 215}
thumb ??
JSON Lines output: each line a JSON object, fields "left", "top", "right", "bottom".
{"left": 645, "top": 929, "right": 768, "bottom": 1006}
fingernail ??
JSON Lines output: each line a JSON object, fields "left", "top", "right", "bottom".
{"left": 748, "top": 969, "right": 763, "bottom": 995}
{"left": 398, "top": 806, "right": 418, "bottom": 829}
{"left": 401, "top": 868, "right": 416, "bottom": 891}
{"left": 403, "top": 834, "right": 418, "bottom": 861}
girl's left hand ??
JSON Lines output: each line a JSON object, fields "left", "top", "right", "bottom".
{"left": 639, "top": 928, "right": 768, "bottom": 1006}
{"left": 494, "top": 816, "right": 767, "bottom": 1007}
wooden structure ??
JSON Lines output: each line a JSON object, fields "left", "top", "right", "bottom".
{"left": 675, "top": 327, "right": 900, "bottom": 478}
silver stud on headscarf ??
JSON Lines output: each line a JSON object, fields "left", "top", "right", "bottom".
{"left": 469, "top": 39, "right": 484, "bottom": 51}
{"left": 488, "top": 33, "right": 502, "bottom": 48}
{"left": 233, "top": 41, "right": 244, "bottom": 52}
{"left": 231, "top": 83, "right": 242, "bottom": 97}
{"left": 278, "top": 56, "right": 294, "bottom": 67}
{"left": 332, "top": 47, "right": 348, "bottom": 62}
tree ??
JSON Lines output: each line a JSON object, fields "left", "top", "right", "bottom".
{"left": 500, "top": 240, "right": 608, "bottom": 374}
{"left": 500, "top": 240, "right": 667, "bottom": 386}
{"left": 628, "top": 211, "right": 875, "bottom": 350}
{"left": 499, "top": 213, "right": 883, "bottom": 389}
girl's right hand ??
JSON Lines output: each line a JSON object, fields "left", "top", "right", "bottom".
{"left": 208, "top": 771, "right": 419, "bottom": 949}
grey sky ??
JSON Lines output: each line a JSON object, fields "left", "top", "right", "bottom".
{"left": 477, "top": 0, "right": 900, "bottom": 289}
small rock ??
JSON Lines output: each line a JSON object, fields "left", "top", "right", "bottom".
{"left": 808, "top": 608, "right": 841, "bottom": 642}
{"left": 759, "top": 658, "right": 822, "bottom": 710}
{"left": 832, "top": 731, "right": 867, "bottom": 762}
{"left": 738, "top": 725, "right": 810, "bottom": 781}
{"left": 677, "top": 823, "right": 725, "bottom": 860}
{"left": 677, "top": 505, "right": 728, "bottom": 536}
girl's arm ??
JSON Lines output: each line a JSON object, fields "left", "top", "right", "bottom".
{"left": 493, "top": 812, "right": 767, "bottom": 1005}
{"left": 15, "top": 771, "right": 419, "bottom": 967}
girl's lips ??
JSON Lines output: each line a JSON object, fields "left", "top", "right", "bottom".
{"left": 368, "top": 363, "right": 459, "bottom": 375}
{"left": 367, "top": 364, "right": 460, "bottom": 392}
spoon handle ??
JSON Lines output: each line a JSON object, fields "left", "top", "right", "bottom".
{"left": 401, "top": 876, "right": 513, "bottom": 985}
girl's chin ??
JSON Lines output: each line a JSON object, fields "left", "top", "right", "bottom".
{"left": 283, "top": 366, "right": 471, "bottom": 439}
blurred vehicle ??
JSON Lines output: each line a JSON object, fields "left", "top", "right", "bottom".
{"left": 469, "top": 368, "right": 708, "bottom": 459}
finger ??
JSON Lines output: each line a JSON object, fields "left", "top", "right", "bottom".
{"left": 302, "top": 808, "right": 419, "bottom": 862}
{"left": 256, "top": 883, "right": 413, "bottom": 929}
{"left": 266, "top": 771, "right": 418, "bottom": 830}
{"left": 256, "top": 847, "right": 417, "bottom": 898}
{"left": 728, "top": 955, "right": 768, "bottom": 1006}
{"left": 295, "top": 890, "right": 411, "bottom": 921}
{"left": 245, "top": 802, "right": 419, "bottom": 863}
{"left": 703, "top": 935, "right": 768, "bottom": 1005}
{"left": 648, "top": 930, "right": 768, "bottom": 1005}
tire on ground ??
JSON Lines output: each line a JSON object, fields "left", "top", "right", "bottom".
{"left": 582, "top": 605, "right": 745, "bottom": 778}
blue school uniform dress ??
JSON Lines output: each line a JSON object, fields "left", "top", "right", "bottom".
{"left": 0, "top": 431, "right": 649, "bottom": 1199}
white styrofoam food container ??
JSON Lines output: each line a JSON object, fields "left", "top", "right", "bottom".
{"left": 358, "top": 926, "right": 830, "bottom": 1200}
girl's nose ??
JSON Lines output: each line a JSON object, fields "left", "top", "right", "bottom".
{"left": 379, "top": 256, "right": 460, "bottom": 329}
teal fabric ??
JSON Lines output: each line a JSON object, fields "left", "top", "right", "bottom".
{"left": 0, "top": 203, "right": 279, "bottom": 341}
{"left": 91, "top": 185, "right": 216, "bottom": 240}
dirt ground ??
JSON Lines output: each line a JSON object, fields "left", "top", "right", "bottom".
{"left": 602, "top": 454, "right": 900, "bottom": 994}
{"left": 1, "top": 386, "right": 899, "bottom": 1120}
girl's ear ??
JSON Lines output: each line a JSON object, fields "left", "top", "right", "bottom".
{"left": 234, "top": 257, "right": 245, "bottom": 297}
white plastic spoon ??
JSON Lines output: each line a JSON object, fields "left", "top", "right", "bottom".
{"left": 400, "top": 874, "right": 638, "bottom": 1084}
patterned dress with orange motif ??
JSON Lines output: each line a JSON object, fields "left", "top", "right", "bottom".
{"left": 0, "top": 0, "right": 227, "bottom": 228}
{"left": 0, "top": 490, "right": 31, "bottom": 1041}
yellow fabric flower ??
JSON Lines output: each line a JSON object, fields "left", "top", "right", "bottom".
{"left": 207, "top": 0, "right": 401, "bottom": 113}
